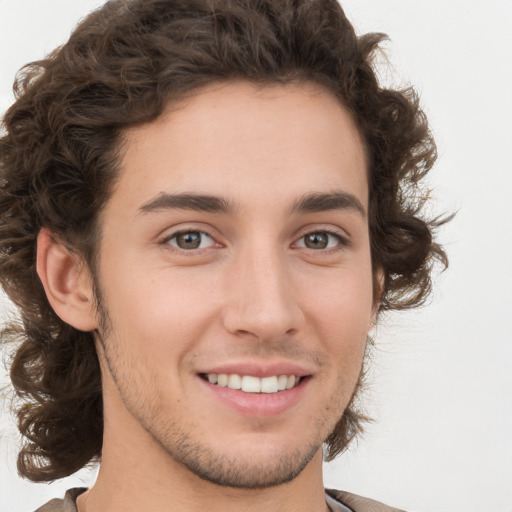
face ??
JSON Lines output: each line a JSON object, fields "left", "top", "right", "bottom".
{"left": 93, "top": 80, "right": 376, "bottom": 488}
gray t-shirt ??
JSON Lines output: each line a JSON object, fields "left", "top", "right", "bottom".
{"left": 326, "top": 491, "right": 354, "bottom": 511}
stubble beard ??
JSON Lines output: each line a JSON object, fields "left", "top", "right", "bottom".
{"left": 103, "top": 337, "right": 363, "bottom": 490}
{"left": 93, "top": 279, "right": 367, "bottom": 489}
{"left": 155, "top": 423, "right": 323, "bottom": 489}
{"left": 120, "top": 382, "right": 350, "bottom": 490}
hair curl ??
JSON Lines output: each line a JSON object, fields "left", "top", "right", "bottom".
{"left": 0, "top": 0, "right": 448, "bottom": 482}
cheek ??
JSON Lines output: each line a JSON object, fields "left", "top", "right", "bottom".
{"left": 301, "top": 267, "right": 374, "bottom": 354}
{"left": 307, "top": 264, "right": 374, "bottom": 317}
{"left": 100, "top": 262, "right": 221, "bottom": 357}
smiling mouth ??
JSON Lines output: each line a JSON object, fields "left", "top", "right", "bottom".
{"left": 199, "top": 373, "right": 304, "bottom": 394}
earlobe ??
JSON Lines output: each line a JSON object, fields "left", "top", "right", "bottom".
{"left": 36, "top": 228, "right": 98, "bottom": 331}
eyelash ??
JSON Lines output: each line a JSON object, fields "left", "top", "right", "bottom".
{"left": 161, "top": 230, "right": 218, "bottom": 253}
{"left": 160, "top": 229, "right": 349, "bottom": 254}
{"left": 294, "top": 229, "right": 349, "bottom": 253}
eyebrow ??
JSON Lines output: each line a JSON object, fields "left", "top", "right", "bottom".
{"left": 138, "top": 192, "right": 237, "bottom": 215}
{"left": 290, "top": 192, "right": 366, "bottom": 218}
{"left": 138, "top": 190, "right": 366, "bottom": 218}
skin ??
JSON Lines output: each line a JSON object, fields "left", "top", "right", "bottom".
{"left": 38, "top": 80, "right": 379, "bottom": 512}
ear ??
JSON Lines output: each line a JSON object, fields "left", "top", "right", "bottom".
{"left": 370, "top": 267, "right": 385, "bottom": 328}
{"left": 36, "top": 228, "right": 98, "bottom": 331}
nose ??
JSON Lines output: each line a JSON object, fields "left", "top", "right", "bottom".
{"left": 221, "top": 247, "right": 303, "bottom": 343}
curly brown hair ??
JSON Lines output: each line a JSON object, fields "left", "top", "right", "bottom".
{"left": 0, "top": 0, "right": 448, "bottom": 482}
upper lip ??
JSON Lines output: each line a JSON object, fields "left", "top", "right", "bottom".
{"left": 198, "top": 360, "right": 313, "bottom": 378}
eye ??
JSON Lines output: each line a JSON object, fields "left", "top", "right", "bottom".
{"left": 295, "top": 231, "right": 344, "bottom": 250}
{"left": 166, "top": 231, "right": 216, "bottom": 250}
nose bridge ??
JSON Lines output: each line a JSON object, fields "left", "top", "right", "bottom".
{"left": 222, "top": 239, "right": 300, "bottom": 341}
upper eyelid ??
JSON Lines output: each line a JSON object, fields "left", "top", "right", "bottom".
{"left": 163, "top": 228, "right": 210, "bottom": 240}
{"left": 293, "top": 224, "right": 351, "bottom": 243}
{"left": 161, "top": 229, "right": 217, "bottom": 246}
{"left": 160, "top": 230, "right": 220, "bottom": 256}
{"left": 157, "top": 222, "right": 222, "bottom": 242}
{"left": 293, "top": 230, "right": 349, "bottom": 249}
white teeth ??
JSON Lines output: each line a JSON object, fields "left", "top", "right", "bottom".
{"left": 205, "top": 373, "right": 301, "bottom": 393}
{"left": 261, "top": 376, "right": 278, "bottom": 393}
{"left": 241, "top": 375, "right": 261, "bottom": 393}
{"left": 277, "top": 375, "right": 288, "bottom": 391}
{"left": 286, "top": 375, "right": 296, "bottom": 390}
{"left": 228, "top": 374, "right": 242, "bottom": 390}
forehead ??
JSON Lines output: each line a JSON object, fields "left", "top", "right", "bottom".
{"left": 113, "top": 80, "right": 368, "bottom": 215}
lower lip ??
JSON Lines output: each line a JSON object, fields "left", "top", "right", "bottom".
{"left": 198, "top": 376, "right": 309, "bottom": 417}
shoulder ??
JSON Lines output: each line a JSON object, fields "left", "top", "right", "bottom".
{"left": 34, "top": 488, "right": 87, "bottom": 512}
{"left": 326, "top": 488, "right": 407, "bottom": 512}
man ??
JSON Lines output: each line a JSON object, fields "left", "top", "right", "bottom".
{"left": 0, "top": 0, "right": 448, "bottom": 511}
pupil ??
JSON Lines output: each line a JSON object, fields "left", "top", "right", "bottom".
{"left": 305, "top": 233, "right": 328, "bottom": 249}
{"left": 177, "top": 232, "right": 201, "bottom": 249}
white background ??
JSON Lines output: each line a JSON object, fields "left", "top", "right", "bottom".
{"left": 0, "top": 1, "right": 511, "bottom": 511}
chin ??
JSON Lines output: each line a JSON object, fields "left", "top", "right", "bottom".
{"left": 168, "top": 438, "right": 322, "bottom": 489}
